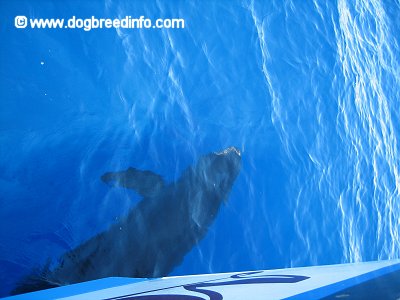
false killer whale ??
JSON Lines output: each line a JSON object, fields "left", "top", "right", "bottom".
{"left": 12, "top": 146, "right": 242, "bottom": 295}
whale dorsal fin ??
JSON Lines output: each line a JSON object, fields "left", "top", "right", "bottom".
{"left": 101, "top": 167, "right": 165, "bottom": 198}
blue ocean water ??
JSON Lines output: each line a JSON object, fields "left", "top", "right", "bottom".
{"left": 0, "top": 0, "right": 399, "bottom": 297}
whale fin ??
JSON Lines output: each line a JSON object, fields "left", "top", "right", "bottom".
{"left": 101, "top": 167, "right": 165, "bottom": 198}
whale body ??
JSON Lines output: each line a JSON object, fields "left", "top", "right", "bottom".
{"left": 12, "top": 147, "right": 242, "bottom": 295}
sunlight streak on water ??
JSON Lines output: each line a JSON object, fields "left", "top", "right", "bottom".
{"left": 335, "top": 0, "right": 400, "bottom": 261}
{"left": 246, "top": 0, "right": 400, "bottom": 267}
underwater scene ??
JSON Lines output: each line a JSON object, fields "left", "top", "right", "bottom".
{"left": 1, "top": 0, "right": 400, "bottom": 297}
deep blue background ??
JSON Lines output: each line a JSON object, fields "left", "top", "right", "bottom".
{"left": 1, "top": 0, "right": 400, "bottom": 297}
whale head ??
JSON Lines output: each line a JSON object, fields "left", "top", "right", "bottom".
{"left": 182, "top": 146, "right": 242, "bottom": 231}
{"left": 198, "top": 146, "right": 242, "bottom": 202}
{"left": 193, "top": 147, "right": 241, "bottom": 202}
